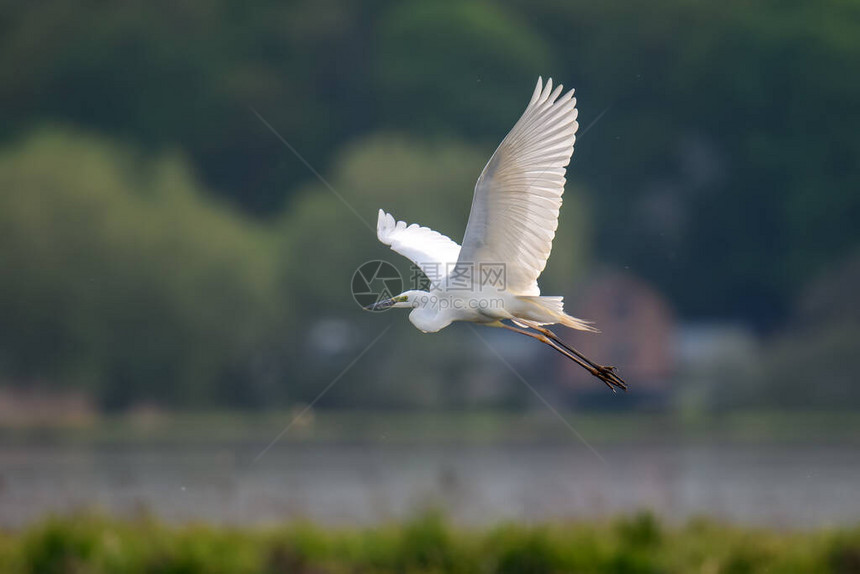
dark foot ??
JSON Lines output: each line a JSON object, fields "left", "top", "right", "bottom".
{"left": 592, "top": 364, "right": 627, "bottom": 392}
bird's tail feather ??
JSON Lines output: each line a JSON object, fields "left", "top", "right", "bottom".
{"left": 517, "top": 295, "right": 599, "bottom": 333}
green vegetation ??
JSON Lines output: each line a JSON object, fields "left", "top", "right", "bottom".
{"left": 3, "top": 0, "right": 858, "bottom": 324}
{"left": 0, "top": 512, "right": 857, "bottom": 573}
{"left": 0, "top": 129, "right": 285, "bottom": 408}
{"left": 1, "top": 1, "right": 859, "bottom": 408}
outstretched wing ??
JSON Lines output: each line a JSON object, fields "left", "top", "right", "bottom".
{"left": 457, "top": 77, "right": 579, "bottom": 296}
{"left": 376, "top": 209, "right": 461, "bottom": 286}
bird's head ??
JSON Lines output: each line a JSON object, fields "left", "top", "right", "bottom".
{"left": 364, "top": 290, "right": 426, "bottom": 311}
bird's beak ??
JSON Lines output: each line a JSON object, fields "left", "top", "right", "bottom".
{"left": 364, "top": 297, "right": 395, "bottom": 311}
{"left": 364, "top": 294, "right": 408, "bottom": 311}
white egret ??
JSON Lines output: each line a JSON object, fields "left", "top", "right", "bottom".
{"left": 368, "top": 78, "right": 626, "bottom": 391}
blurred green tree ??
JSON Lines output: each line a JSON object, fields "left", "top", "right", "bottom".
{"left": 3, "top": 0, "right": 858, "bottom": 328}
{"left": 0, "top": 128, "right": 284, "bottom": 408}
{"left": 522, "top": 0, "right": 860, "bottom": 326}
{"left": 374, "top": 0, "right": 551, "bottom": 137}
{"left": 708, "top": 251, "right": 860, "bottom": 409}
{"left": 0, "top": 0, "right": 377, "bottom": 214}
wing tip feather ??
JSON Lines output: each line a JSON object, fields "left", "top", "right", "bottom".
{"left": 376, "top": 209, "right": 396, "bottom": 243}
{"left": 531, "top": 77, "right": 543, "bottom": 105}
{"left": 542, "top": 77, "right": 553, "bottom": 102}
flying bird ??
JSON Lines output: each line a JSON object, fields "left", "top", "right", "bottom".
{"left": 368, "top": 78, "right": 626, "bottom": 391}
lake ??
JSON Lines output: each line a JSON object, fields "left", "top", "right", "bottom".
{"left": 1, "top": 441, "right": 858, "bottom": 527}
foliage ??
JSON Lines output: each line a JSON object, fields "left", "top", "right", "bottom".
{"left": 0, "top": 128, "right": 590, "bottom": 409}
{"left": 2, "top": 0, "right": 858, "bottom": 325}
{"left": 1, "top": 0, "right": 860, "bottom": 406}
{"left": 374, "top": 0, "right": 551, "bottom": 137}
{"left": 0, "top": 129, "right": 283, "bottom": 407}
{"left": 709, "top": 252, "right": 860, "bottom": 409}
{"left": 0, "top": 512, "right": 858, "bottom": 573}
{"left": 516, "top": 0, "right": 860, "bottom": 326}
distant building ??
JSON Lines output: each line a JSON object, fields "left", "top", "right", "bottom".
{"left": 555, "top": 270, "right": 676, "bottom": 406}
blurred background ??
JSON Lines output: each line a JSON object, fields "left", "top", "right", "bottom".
{"left": 1, "top": 0, "right": 859, "bottom": 535}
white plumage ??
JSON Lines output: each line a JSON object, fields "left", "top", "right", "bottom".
{"left": 369, "top": 77, "right": 625, "bottom": 391}
{"left": 376, "top": 209, "right": 460, "bottom": 287}
{"left": 459, "top": 77, "right": 578, "bottom": 296}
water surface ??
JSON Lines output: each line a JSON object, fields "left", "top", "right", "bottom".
{"left": 1, "top": 442, "right": 857, "bottom": 527}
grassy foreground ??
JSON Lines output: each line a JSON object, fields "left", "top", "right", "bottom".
{"left": 1, "top": 513, "right": 859, "bottom": 574}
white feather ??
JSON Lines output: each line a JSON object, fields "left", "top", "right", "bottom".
{"left": 457, "top": 77, "right": 579, "bottom": 296}
{"left": 376, "top": 209, "right": 461, "bottom": 286}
